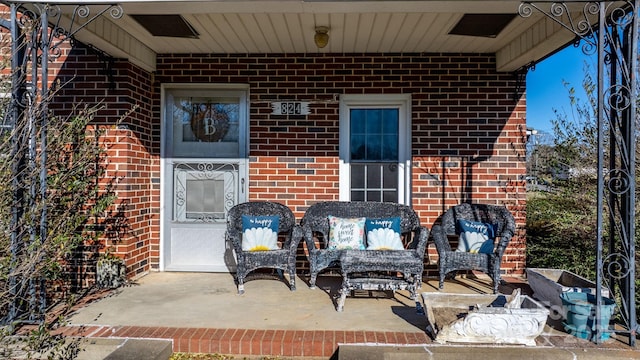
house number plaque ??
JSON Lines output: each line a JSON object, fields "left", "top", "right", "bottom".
{"left": 271, "top": 101, "right": 310, "bottom": 115}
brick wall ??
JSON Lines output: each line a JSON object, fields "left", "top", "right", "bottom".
{"left": 51, "top": 46, "right": 156, "bottom": 285}
{"left": 48, "top": 49, "right": 526, "bottom": 286}
{"left": 155, "top": 53, "right": 527, "bottom": 277}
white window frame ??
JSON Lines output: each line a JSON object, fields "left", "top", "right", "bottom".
{"left": 338, "top": 94, "right": 412, "bottom": 204}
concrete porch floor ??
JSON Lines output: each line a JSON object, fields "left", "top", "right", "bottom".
{"left": 59, "top": 271, "right": 638, "bottom": 359}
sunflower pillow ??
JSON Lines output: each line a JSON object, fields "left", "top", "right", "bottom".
{"left": 456, "top": 219, "right": 496, "bottom": 254}
{"left": 241, "top": 215, "right": 280, "bottom": 251}
{"left": 366, "top": 217, "right": 403, "bottom": 250}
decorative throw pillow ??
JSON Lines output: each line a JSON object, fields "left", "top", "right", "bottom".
{"left": 456, "top": 219, "right": 496, "bottom": 254}
{"left": 366, "top": 217, "right": 404, "bottom": 250}
{"left": 327, "top": 216, "right": 366, "bottom": 250}
{"left": 241, "top": 215, "right": 280, "bottom": 251}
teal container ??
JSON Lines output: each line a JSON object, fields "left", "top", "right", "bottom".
{"left": 561, "top": 292, "right": 616, "bottom": 341}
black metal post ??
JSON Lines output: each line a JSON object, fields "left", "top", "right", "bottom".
{"left": 36, "top": 2, "right": 49, "bottom": 322}
{"left": 623, "top": 0, "right": 638, "bottom": 344}
{"left": 7, "top": 2, "right": 25, "bottom": 327}
{"left": 4, "top": 1, "right": 122, "bottom": 326}
{"left": 594, "top": 3, "right": 605, "bottom": 344}
{"left": 520, "top": 1, "right": 638, "bottom": 346}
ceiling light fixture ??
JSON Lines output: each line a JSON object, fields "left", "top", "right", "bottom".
{"left": 314, "top": 26, "right": 329, "bottom": 48}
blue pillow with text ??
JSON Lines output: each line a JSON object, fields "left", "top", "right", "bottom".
{"left": 366, "top": 217, "right": 403, "bottom": 250}
{"left": 241, "top": 215, "right": 280, "bottom": 251}
{"left": 456, "top": 219, "right": 496, "bottom": 254}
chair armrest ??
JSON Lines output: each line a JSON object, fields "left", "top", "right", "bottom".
{"left": 301, "top": 224, "right": 319, "bottom": 253}
{"left": 495, "top": 228, "right": 514, "bottom": 259}
{"left": 411, "top": 226, "right": 430, "bottom": 258}
{"left": 226, "top": 228, "right": 243, "bottom": 255}
{"left": 431, "top": 224, "right": 452, "bottom": 254}
{"left": 283, "top": 225, "right": 304, "bottom": 251}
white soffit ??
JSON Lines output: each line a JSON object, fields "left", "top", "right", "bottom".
{"left": 27, "top": 1, "right": 589, "bottom": 72}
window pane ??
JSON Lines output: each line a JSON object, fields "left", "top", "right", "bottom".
{"left": 350, "top": 109, "right": 366, "bottom": 131}
{"left": 350, "top": 135, "right": 366, "bottom": 161}
{"left": 351, "top": 191, "right": 365, "bottom": 201}
{"left": 367, "top": 140, "right": 381, "bottom": 160}
{"left": 381, "top": 135, "right": 398, "bottom": 160}
{"left": 351, "top": 165, "right": 365, "bottom": 188}
{"left": 350, "top": 108, "right": 399, "bottom": 162}
{"left": 383, "top": 191, "right": 397, "bottom": 202}
{"left": 186, "top": 178, "right": 224, "bottom": 218}
{"left": 366, "top": 165, "right": 381, "bottom": 188}
{"left": 176, "top": 97, "right": 239, "bottom": 143}
{"left": 365, "top": 110, "right": 383, "bottom": 133}
{"left": 383, "top": 164, "right": 398, "bottom": 187}
{"left": 170, "top": 91, "right": 243, "bottom": 158}
{"left": 383, "top": 109, "right": 399, "bottom": 133}
{"left": 366, "top": 191, "right": 381, "bottom": 202}
{"left": 350, "top": 163, "right": 398, "bottom": 203}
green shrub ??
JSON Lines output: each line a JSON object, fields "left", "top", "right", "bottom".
{"left": 526, "top": 188, "right": 598, "bottom": 279}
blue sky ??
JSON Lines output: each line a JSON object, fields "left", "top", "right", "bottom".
{"left": 526, "top": 44, "right": 595, "bottom": 134}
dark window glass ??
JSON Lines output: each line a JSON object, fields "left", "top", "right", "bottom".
{"left": 350, "top": 109, "right": 398, "bottom": 161}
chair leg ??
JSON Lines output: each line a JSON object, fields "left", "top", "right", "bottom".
{"left": 237, "top": 275, "right": 245, "bottom": 295}
{"left": 309, "top": 272, "right": 318, "bottom": 289}
{"left": 408, "top": 283, "right": 417, "bottom": 300}
{"left": 289, "top": 268, "right": 296, "bottom": 291}
{"left": 236, "top": 260, "right": 247, "bottom": 295}
{"left": 336, "top": 276, "right": 349, "bottom": 312}
{"left": 491, "top": 262, "right": 501, "bottom": 294}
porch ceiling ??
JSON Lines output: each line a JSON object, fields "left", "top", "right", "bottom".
{"left": 52, "top": 1, "right": 583, "bottom": 73}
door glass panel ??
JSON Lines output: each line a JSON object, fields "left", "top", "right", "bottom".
{"left": 185, "top": 178, "right": 223, "bottom": 219}
{"left": 174, "top": 162, "right": 239, "bottom": 223}
{"left": 350, "top": 165, "right": 365, "bottom": 188}
{"left": 171, "top": 93, "right": 242, "bottom": 158}
{"left": 383, "top": 191, "right": 397, "bottom": 202}
{"left": 350, "top": 163, "right": 398, "bottom": 202}
{"left": 351, "top": 191, "right": 365, "bottom": 201}
{"left": 180, "top": 100, "right": 239, "bottom": 143}
{"left": 366, "top": 165, "right": 381, "bottom": 188}
{"left": 350, "top": 109, "right": 398, "bottom": 161}
{"left": 349, "top": 109, "right": 399, "bottom": 202}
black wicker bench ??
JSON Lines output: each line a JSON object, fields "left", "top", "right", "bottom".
{"left": 300, "top": 201, "right": 429, "bottom": 311}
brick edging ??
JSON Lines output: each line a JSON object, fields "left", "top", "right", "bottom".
{"left": 57, "top": 325, "right": 430, "bottom": 357}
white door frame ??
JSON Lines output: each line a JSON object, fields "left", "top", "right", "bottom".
{"left": 338, "top": 94, "right": 412, "bottom": 204}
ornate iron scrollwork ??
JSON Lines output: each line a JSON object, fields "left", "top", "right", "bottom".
{"left": 4, "top": 1, "right": 124, "bottom": 327}
{"left": 173, "top": 162, "right": 239, "bottom": 223}
{"left": 520, "top": 1, "right": 638, "bottom": 346}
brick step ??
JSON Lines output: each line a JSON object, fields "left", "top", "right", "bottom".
{"left": 58, "top": 325, "right": 430, "bottom": 358}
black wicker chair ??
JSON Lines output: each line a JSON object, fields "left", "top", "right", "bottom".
{"left": 226, "top": 201, "right": 302, "bottom": 294}
{"left": 300, "top": 201, "right": 429, "bottom": 292}
{"left": 431, "top": 203, "right": 516, "bottom": 294}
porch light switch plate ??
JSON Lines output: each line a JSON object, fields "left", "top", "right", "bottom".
{"left": 271, "top": 102, "right": 310, "bottom": 115}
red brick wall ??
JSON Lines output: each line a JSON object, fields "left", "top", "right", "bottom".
{"left": 50, "top": 49, "right": 526, "bottom": 285}
{"left": 50, "top": 45, "right": 157, "bottom": 285}
{"left": 155, "top": 53, "right": 527, "bottom": 277}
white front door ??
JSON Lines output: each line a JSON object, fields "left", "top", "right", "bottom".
{"left": 161, "top": 84, "right": 249, "bottom": 272}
